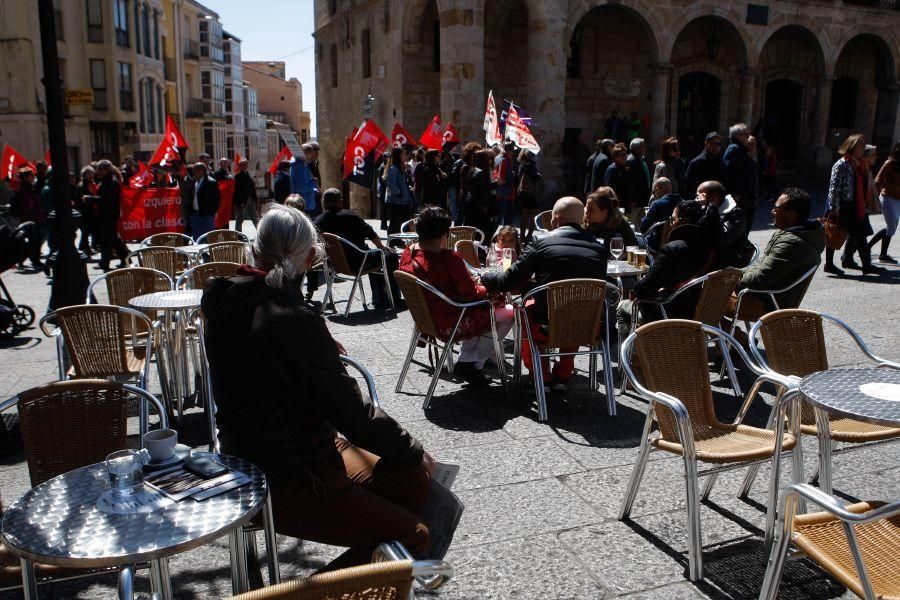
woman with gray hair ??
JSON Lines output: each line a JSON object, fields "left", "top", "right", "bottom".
{"left": 201, "top": 204, "right": 434, "bottom": 571}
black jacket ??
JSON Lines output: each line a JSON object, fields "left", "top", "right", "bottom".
{"left": 481, "top": 224, "right": 609, "bottom": 322}
{"left": 604, "top": 163, "right": 629, "bottom": 208}
{"left": 685, "top": 150, "right": 726, "bottom": 198}
{"left": 590, "top": 154, "right": 610, "bottom": 194}
{"left": 188, "top": 176, "right": 221, "bottom": 217}
{"left": 714, "top": 198, "right": 751, "bottom": 267}
{"left": 202, "top": 275, "right": 423, "bottom": 483}
{"left": 584, "top": 152, "right": 598, "bottom": 196}
{"left": 626, "top": 155, "right": 651, "bottom": 209}
{"left": 314, "top": 208, "right": 377, "bottom": 272}
{"left": 96, "top": 174, "right": 121, "bottom": 223}
{"left": 234, "top": 170, "right": 257, "bottom": 206}
{"left": 723, "top": 141, "right": 757, "bottom": 209}
{"left": 273, "top": 171, "right": 291, "bottom": 203}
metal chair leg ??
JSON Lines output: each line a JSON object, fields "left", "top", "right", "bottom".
{"left": 589, "top": 351, "right": 598, "bottom": 393}
{"left": 700, "top": 473, "right": 718, "bottom": 502}
{"left": 423, "top": 338, "right": 454, "bottom": 410}
{"left": 602, "top": 323, "right": 617, "bottom": 416}
{"left": 738, "top": 393, "right": 780, "bottom": 498}
{"left": 533, "top": 345, "right": 548, "bottom": 422}
{"left": 620, "top": 411, "right": 653, "bottom": 519}
{"left": 718, "top": 338, "right": 742, "bottom": 397}
{"left": 683, "top": 454, "right": 704, "bottom": 581}
{"left": 759, "top": 494, "right": 797, "bottom": 600}
{"left": 396, "top": 329, "right": 419, "bottom": 393}
{"left": 262, "top": 494, "right": 281, "bottom": 585}
{"left": 344, "top": 275, "right": 361, "bottom": 317}
{"left": 512, "top": 308, "right": 522, "bottom": 390}
{"left": 764, "top": 404, "right": 790, "bottom": 552}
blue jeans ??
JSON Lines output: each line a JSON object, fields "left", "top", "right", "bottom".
{"left": 447, "top": 188, "right": 458, "bottom": 224}
{"left": 881, "top": 194, "right": 899, "bottom": 236}
{"left": 190, "top": 213, "right": 215, "bottom": 240}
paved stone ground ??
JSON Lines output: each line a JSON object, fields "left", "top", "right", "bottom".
{"left": 0, "top": 201, "right": 897, "bottom": 599}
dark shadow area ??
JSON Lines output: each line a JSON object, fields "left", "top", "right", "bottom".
{"left": 0, "top": 335, "right": 42, "bottom": 350}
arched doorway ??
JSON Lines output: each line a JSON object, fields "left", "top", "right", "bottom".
{"left": 400, "top": 0, "right": 440, "bottom": 131}
{"left": 764, "top": 79, "right": 803, "bottom": 160}
{"left": 484, "top": 0, "right": 529, "bottom": 108}
{"left": 563, "top": 5, "right": 657, "bottom": 195}
{"left": 677, "top": 73, "right": 721, "bottom": 159}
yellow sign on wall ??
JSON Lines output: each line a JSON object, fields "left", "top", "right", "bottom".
{"left": 64, "top": 89, "right": 94, "bottom": 105}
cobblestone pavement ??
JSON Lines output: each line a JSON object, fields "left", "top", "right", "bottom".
{"left": 0, "top": 207, "right": 897, "bottom": 599}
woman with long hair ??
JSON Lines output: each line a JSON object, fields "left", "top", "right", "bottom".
{"left": 652, "top": 137, "right": 686, "bottom": 195}
{"left": 384, "top": 146, "right": 414, "bottom": 235}
{"left": 583, "top": 186, "right": 638, "bottom": 249}
{"left": 871, "top": 141, "right": 900, "bottom": 263}
{"left": 824, "top": 134, "right": 882, "bottom": 275}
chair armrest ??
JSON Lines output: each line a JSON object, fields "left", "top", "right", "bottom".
{"left": 373, "top": 541, "right": 453, "bottom": 590}
{"left": 784, "top": 483, "right": 900, "bottom": 524}
{"left": 340, "top": 355, "right": 380, "bottom": 409}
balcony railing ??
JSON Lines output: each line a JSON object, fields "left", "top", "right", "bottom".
{"left": 164, "top": 58, "right": 176, "bottom": 81}
{"left": 183, "top": 39, "right": 199, "bottom": 60}
{"left": 92, "top": 89, "right": 108, "bottom": 110}
{"left": 186, "top": 97, "right": 204, "bottom": 117}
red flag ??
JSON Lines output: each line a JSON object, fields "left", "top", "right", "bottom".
{"left": 44, "top": 149, "right": 51, "bottom": 166}
{"left": 130, "top": 161, "right": 153, "bottom": 188}
{"left": 419, "top": 115, "right": 443, "bottom": 150}
{"left": 353, "top": 119, "right": 390, "bottom": 158}
{"left": 233, "top": 153, "right": 241, "bottom": 174}
{"left": 442, "top": 122, "right": 460, "bottom": 146}
{"left": 165, "top": 115, "right": 188, "bottom": 151}
{"left": 149, "top": 137, "right": 181, "bottom": 168}
{"left": 268, "top": 146, "right": 292, "bottom": 175}
{"left": 1, "top": 144, "right": 35, "bottom": 182}
{"left": 391, "top": 122, "right": 415, "bottom": 149}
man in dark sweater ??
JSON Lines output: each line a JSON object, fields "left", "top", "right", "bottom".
{"left": 233, "top": 158, "right": 258, "bottom": 233}
{"left": 685, "top": 131, "right": 726, "bottom": 198}
{"left": 482, "top": 197, "right": 609, "bottom": 388}
{"left": 314, "top": 188, "right": 401, "bottom": 310}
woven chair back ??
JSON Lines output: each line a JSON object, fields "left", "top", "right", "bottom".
{"left": 102, "top": 267, "right": 170, "bottom": 337}
{"left": 203, "top": 229, "right": 242, "bottom": 244}
{"left": 692, "top": 268, "right": 742, "bottom": 326}
{"left": 207, "top": 242, "right": 249, "bottom": 264}
{"left": 132, "top": 247, "right": 180, "bottom": 280}
{"left": 455, "top": 240, "right": 482, "bottom": 268}
{"left": 537, "top": 211, "right": 552, "bottom": 230}
{"left": 758, "top": 309, "right": 828, "bottom": 425}
{"left": 393, "top": 271, "right": 440, "bottom": 339}
{"left": 400, "top": 219, "right": 416, "bottom": 233}
{"left": 17, "top": 380, "right": 129, "bottom": 487}
{"left": 185, "top": 262, "right": 240, "bottom": 289}
{"left": 145, "top": 233, "right": 189, "bottom": 247}
{"left": 54, "top": 305, "right": 134, "bottom": 378}
{"left": 229, "top": 560, "right": 414, "bottom": 599}
{"left": 633, "top": 320, "right": 718, "bottom": 444}
{"left": 446, "top": 226, "right": 479, "bottom": 250}
{"left": 322, "top": 233, "right": 355, "bottom": 276}
{"left": 545, "top": 279, "right": 606, "bottom": 348}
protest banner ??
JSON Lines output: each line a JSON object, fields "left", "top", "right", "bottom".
{"left": 117, "top": 179, "right": 234, "bottom": 241}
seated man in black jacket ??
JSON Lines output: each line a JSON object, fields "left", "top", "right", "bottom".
{"left": 617, "top": 200, "right": 715, "bottom": 341}
{"left": 482, "top": 196, "right": 609, "bottom": 390}
{"left": 314, "top": 188, "right": 402, "bottom": 310}
{"left": 696, "top": 180, "right": 753, "bottom": 267}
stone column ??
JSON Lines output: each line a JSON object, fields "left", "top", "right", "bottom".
{"left": 438, "top": 0, "right": 484, "bottom": 142}
{"left": 525, "top": 8, "right": 567, "bottom": 202}
{"left": 810, "top": 76, "right": 835, "bottom": 178}
{"left": 648, "top": 63, "right": 673, "bottom": 150}
{"left": 737, "top": 70, "right": 758, "bottom": 126}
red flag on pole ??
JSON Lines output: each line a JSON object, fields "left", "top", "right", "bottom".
{"left": 391, "top": 122, "right": 415, "bottom": 148}
{"left": 353, "top": 120, "right": 390, "bottom": 157}
{"left": 268, "top": 146, "right": 292, "bottom": 175}
{"left": 1, "top": 144, "right": 35, "bottom": 182}
{"left": 442, "top": 122, "right": 460, "bottom": 146}
{"left": 165, "top": 115, "right": 188, "bottom": 151}
{"left": 419, "top": 115, "right": 443, "bottom": 151}
{"left": 148, "top": 137, "right": 181, "bottom": 168}
{"left": 130, "top": 161, "right": 153, "bottom": 188}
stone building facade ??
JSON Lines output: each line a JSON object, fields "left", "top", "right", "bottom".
{"left": 314, "top": 0, "right": 900, "bottom": 213}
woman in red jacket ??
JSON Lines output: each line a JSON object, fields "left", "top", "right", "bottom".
{"left": 399, "top": 206, "right": 514, "bottom": 386}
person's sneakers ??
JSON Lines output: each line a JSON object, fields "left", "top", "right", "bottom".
{"left": 823, "top": 263, "right": 844, "bottom": 276}
{"left": 877, "top": 254, "right": 898, "bottom": 264}
{"left": 861, "top": 263, "right": 885, "bottom": 275}
{"left": 454, "top": 361, "right": 490, "bottom": 387}
{"left": 842, "top": 259, "right": 862, "bottom": 270}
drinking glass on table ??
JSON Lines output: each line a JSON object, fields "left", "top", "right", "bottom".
{"left": 501, "top": 247, "right": 513, "bottom": 271}
{"left": 106, "top": 449, "right": 145, "bottom": 497}
{"left": 610, "top": 235, "right": 625, "bottom": 261}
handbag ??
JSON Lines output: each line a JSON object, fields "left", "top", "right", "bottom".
{"left": 819, "top": 213, "right": 847, "bottom": 251}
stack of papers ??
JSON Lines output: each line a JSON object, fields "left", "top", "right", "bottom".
{"left": 145, "top": 466, "right": 251, "bottom": 501}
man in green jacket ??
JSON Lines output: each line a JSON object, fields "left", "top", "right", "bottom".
{"left": 728, "top": 187, "right": 824, "bottom": 321}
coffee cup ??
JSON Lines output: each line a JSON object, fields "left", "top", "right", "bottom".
{"left": 143, "top": 429, "right": 178, "bottom": 462}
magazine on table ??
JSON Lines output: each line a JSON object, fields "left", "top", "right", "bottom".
{"left": 145, "top": 465, "right": 251, "bottom": 501}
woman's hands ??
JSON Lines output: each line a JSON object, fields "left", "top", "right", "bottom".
{"left": 334, "top": 340, "right": 347, "bottom": 355}
{"left": 421, "top": 451, "right": 436, "bottom": 477}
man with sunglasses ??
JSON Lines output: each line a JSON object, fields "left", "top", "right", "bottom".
{"left": 685, "top": 131, "right": 726, "bottom": 198}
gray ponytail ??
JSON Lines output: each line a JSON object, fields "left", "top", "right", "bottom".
{"left": 252, "top": 205, "right": 323, "bottom": 290}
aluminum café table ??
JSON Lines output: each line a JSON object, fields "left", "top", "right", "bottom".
{"left": 800, "top": 366, "right": 900, "bottom": 495}
{"left": 0, "top": 453, "right": 278, "bottom": 599}
{"left": 175, "top": 244, "right": 209, "bottom": 266}
{"left": 387, "top": 232, "right": 418, "bottom": 246}
{"left": 129, "top": 289, "right": 203, "bottom": 421}
{"left": 607, "top": 259, "right": 644, "bottom": 278}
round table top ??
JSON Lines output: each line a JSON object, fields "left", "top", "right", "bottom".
{"left": 800, "top": 367, "right": 900, "bottom": 428}
{"left": 129, "top": 289, "right": 203, "bottom": 310}
{"left": 0, "top": 453, "right": 267, "bottom": 568}
{"left": 175, "top": 244, "right": 209, "bottom": 255}
{"left": 607, "top": 260, "right": 645, "bottom": 277}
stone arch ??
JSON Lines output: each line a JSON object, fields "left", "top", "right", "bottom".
{"left": 669, "top": 15, "right": 750, "bottom": 155}
{"left": 483, "top": 0, "right": 529, "bottom": 108}
{"left": 755, "top": 22, "right": 829, "bottom": 77}
{"left": 400, "top": 0, "right": 440, "bottom": 129}
{"left": 565, "top": 0, "right": 665, "bottom": 64}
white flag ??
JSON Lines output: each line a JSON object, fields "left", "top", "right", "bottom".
{"left": 505, "top": 106, "right": 540, "bottom": 154}
{"left": 484, "top": 90, "right": 502, "bottom": 146}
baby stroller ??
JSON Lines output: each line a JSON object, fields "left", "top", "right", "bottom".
{"left": 0, "top": 222, "right": 36, "bottom": 337}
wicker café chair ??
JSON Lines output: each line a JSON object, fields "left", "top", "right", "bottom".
{"left": 515, "top": 279, "right": 618, "bottom": 422}
{"left": 229, "top": 541, "right": 452, "bottom": 600}
{"left": 446, "top": 226, "right": 484, "bottom": 250}
{"left": 86, "top": 267, "right": 172, "bottom": 334}
{"left": 620, "top": 268, "right": 743, "bottom": 396}
{"left": 196, "top": 229, "right": 249, "bottom": 245}
{"left": 738, "top": 309, "right": 900, "bottom": 498}
{"left": 322, "top": 233, "right": 395, "bottom": 317}
{"left": 394, "top": 270, "right": 506, "bottom": 409}
{"left": 176, "top": 261, "right": 241, "bottom": 290}
{"left": 454, "top": 239, "right": 488, "bottom": 270}
{"left": 533, "top": 210, "right": 552, "bottom": 231}
{"left": 140, "top": 232, "right": 193, "bottom": 248}
{"left": 206, "top": 241, "right": 250, "bottom": 264}
{"left": 619, "top": 320, "right": 802, "bottom": 581}
{"left": 761, "top": 483, "right": 900, "bottom": 600}
{"left": 127, "top": 246, "right": 188, "bottom": 281}
{"left": 0, "top": 380, "right": 168, "bottom": 593}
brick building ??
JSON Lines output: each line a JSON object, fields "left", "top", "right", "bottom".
{"left": 314, "top": 0, "right": 900, "bottom": 213}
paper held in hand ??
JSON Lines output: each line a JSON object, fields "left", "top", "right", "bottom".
{"left": 422, "top": 461, "right": 465, "bottom": 561}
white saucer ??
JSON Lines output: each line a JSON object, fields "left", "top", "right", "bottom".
{"left": 144, "top": 444, "right": 191, "bottom": 468}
